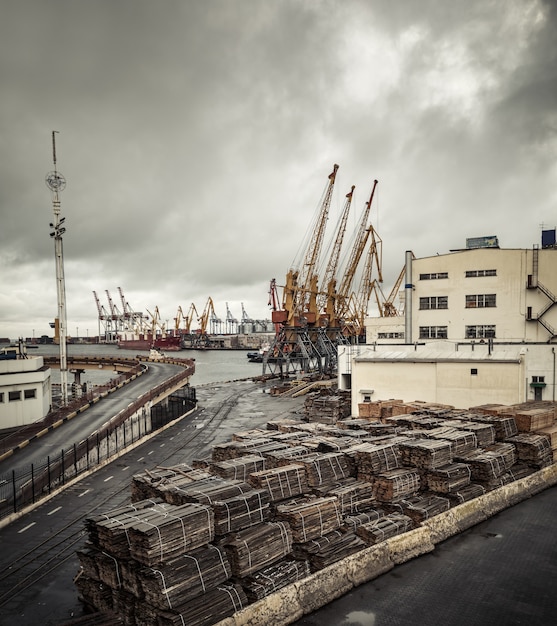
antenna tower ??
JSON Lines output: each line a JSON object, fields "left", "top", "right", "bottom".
{"left": 46, "top": 131, "right": 69, "bottom": 406}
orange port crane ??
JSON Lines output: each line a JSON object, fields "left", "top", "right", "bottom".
{"left": 281, "top": 164, "right": 339, "bottom": 327}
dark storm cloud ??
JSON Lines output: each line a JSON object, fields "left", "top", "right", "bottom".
{"left": 1, "top": 0, "right": 555, "bottom": 338}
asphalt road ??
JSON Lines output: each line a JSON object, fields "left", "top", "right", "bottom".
{"left": 0, "top": 379, "right": 304, "bottom": 626}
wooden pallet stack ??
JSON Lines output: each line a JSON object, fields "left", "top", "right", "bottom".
{"left": 352, "top": 441, "right": 402, "bottom": 480}
{"left": 291, "top": 529, "right": 367, "bottom": 571}
{"left": 513, "top": 408, "right": 555, "bottom": 433}
{"left": 210, "top": 455, "right": 268, "bottom": 481}
{"left": 212, "top": 488, "right": 272, "bottom": 535}
{"left": 221, "top": 521, "right": 293, "bottom": 577}
{"left": 239, "top": 558, "right": 310, "bottom": 602}
{"left": 424, "top": 462, "right": 472, "bottom": 494}
{"left": 343, "top": 507, "right": 386, "bottom": 532}
{"left": 248, "top": 464, "right": 309, "bottom": 501}
{"left": 385, "top": 494, "right": 450, "bottom": 524}
{"left": 130, "top": 466, "right": 210, "bottom": 502}
{"left": 355, "top": 513, "right": 414, "bottom": 545}
{"left": 425, "top": 427, "right": 478, "bottom": 456}
{"left": 506, "top": 433, "right": 553, "bottom": 468}
{"left": 372, "top": 468, "right": 421, "bottom": 502}
{"left": 456, "top": 443, "right": 517, "bottom": 485}
{"left": 447, "top": 419, "right": 496, "bottom": 447}
{"left": 275, "top": 496, "right": 342, "bottom": 543}
{"left": 398, "top": 439, "right": 454, "bottom": 470}
{"left": 304, "top": 390, "right": 352, "bottom": 424}
{"left": 314, "top": 478, "right": 376, "bottom": 515}
{"left": 298, "top": 452, "right": 354, "bottom": 487}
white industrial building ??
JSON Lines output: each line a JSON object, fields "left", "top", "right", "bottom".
{"left": 338, "top": 235, "right": 557, "bottom": 412}
{"left": 0, "top": 349, "right": 52, "bottom": 429}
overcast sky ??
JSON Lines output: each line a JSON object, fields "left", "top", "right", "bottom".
{"left": 1, "top": 0, "right": 556, "bottom": 340}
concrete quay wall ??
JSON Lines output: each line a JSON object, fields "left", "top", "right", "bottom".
{"left": 214, "top": 463, "right": 557, "bottom": 626}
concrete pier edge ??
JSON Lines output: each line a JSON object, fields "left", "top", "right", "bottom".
{"left": 213, "top": 463, "right": 557, "bottom": 626}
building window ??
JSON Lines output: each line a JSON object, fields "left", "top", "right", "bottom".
{"left": 465, "top": 269, "right": 497, "bottom": 277}
{"left": 465, "top": 294, "right": 496, "bottom": 308}
{"left": 377, "top": 332, "right": 405, "bottom": 339}
{"left": 419, "top": 296, "right": 448, "bottom": 310}
{"left": 465, "top": 325, "right": 496, "bottom": 339}
{"left": 532, "top": 376, "right": 545, "bottom": 384}
{"left": 419, "top": 326, "right": 448, "bottom": 339}
{"left": 24, "top": 389, "right": 37, "bottom": 399}
{"left": 419, "top": 272, "right": 448, "bottom": 280}
{"left": 9, "top": 391, "right": 21, "bottom": 402}
{"left": 471, "top": 368, "right": 478, "bottom": 375}
{"left": 0, "top": 392, "right": 3, "bottom": 403}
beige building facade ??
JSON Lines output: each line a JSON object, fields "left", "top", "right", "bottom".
{"left": 338, "top": 243, "right": 557, "bottom": 412}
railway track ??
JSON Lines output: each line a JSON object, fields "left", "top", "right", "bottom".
{"left": 0, "top": 387, "right": 248, "bottom": 611}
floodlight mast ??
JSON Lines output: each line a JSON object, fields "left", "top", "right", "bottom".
{"left": 46, "top": 131, "right": 69, "bottom": 406}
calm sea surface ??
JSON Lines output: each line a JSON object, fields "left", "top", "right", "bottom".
{"left": 30, "top": 343, "right": 264, "bottom": 387}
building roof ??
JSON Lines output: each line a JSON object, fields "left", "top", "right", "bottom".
{"left": 354, "top": 347, "right": 524, "bottom": 364}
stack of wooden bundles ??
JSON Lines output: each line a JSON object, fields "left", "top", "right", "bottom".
{"left": 513, "top": 408, "right": 555, "bottom": 433}
{"left": 398, "top": 439, "right": 453, "bottom": 470}
{"left": 352, "top": 442, "right": 402, "bottom": 480}
{"left": 372, "top": 468, "right": 421, "bottom": 502}
{"left": 266, "top": 418, "right": 301, "bottom": 431}
{"left": 539, "top": 423, "right": 557, "bottom": 454}
{"left": 449, "top": 419, "right": 495, "bottom": 447}
{"left": 131, "top": 465, "right": 209, "bottom": 501}
{"left": 221, "top": 521, "right": 293, "bottom": 577}
{"left": 239, "top": 558, "right": 310, "bottom": 602}
{"left": 448, "top": 483, "right": 486, "bottom": 504}
{"left": 212, "top": 488, "right": 271, "bottom": 535}
{"left": 127, "top": 502, "right": 215, "bottom": 566}
{"left": 162, "top": 477, "right": 253, "bottom": 506}
{"left": 248, "top": 464, "right": 309, "bottom": 502}
{"left": 212, "top": 439, "right": 287, "bottom": 462}
{"left": 299, "top": 452, "right": 353, "bottom": 487}
{"left": 343, "top": 508, "right": 386, "bottom": 532}
{"left": 456, "top": 443, "right": 517, "bottom": 482}
{"left": 506, "top": 433, "right": 553, "bottom": 467}
{"left": 90, "top": 501, "right": 174, "bottom": 559}
{"left": 304, "top": 392, "right": 350, "bottom": 424}
{"left": 152, "top": 583, "right": 248, "bottom": 626}
{"left": 426, "top": 427, "right": 478, "bottom": 456}
{"left": 470, "top": 414, "right": 518, "bottom": 440}
{"left": 362, "top": 422, "right": 398, "bottom": 437}
{"left": 315, "top": 435, "right": 359, "bottom": 453}
{"left": 275, "top": 496, "right": 342, "bottom": 542}
{"left": 292, "top": 529, "right": 366, "bottom": 571}
{"left": 388, "top": 494, "right": 450, "bottom": 525}
{"left": 210, "top": 455, "right": 267, "bottom": 481}
{"left": 137, "top": 544, "right": 232, "bottom": 609}
{"left": 315, "top": 479, "right": 376, "bottom": 515}
{"left": 406, "top": 415, "right": 444, "bottom": 430}
{"left": 264, "top": 445, "right": 313, "bottom": 468}
{"left": 358, "top": 401, "right": 382, "bottom": 419}
{"left": 74, "top": 575, "right": 115, "bottom": 617}
{"left": 232, "top": 428, "right": 269, "bottom": 441}
{"left": 268, "top": 431, "right": 312, "bottom": 445}
{"left": 337, "top": 418, "right": 375, "bottom": 430}
{"left": 425, "top": 463, "right": 471, "bottom": 493}
{"left": 356, "top": 513, "right": 414, "bottom": 545}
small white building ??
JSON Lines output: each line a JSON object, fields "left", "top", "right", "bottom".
{"left": 339, "top": 236, "right": 557, "bottom": 412}
{"left": 0, "top": 349, "right": 52, "bottom": 429}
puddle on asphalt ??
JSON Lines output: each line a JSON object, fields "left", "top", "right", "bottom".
{"left": 342, "top": 610, "right": 376, "bottom": 625}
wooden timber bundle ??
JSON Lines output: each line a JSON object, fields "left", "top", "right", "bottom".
{"left": 304, "top": 391, "right": 351, "bottom": 424}
{"left": 385, "top": 494, "right": 450, "bottom": 525}
{"left": 74, "top": 574, "right": 115, "bottom": 617}
{"left": 456, "top": 443, "right": 517, "bottom": 482}
{"left": 231, "top": 428, "right": 269, "bottom": 441}
{"left": 398, "top": 439, "right": 453, "bottom": 470}
{"left": 313, "top": 478, "right": 376, "bottom": 515}
{"left": 405, "top": 415, "right": 444, "bottom": 430}
{"left": 336, "top": 418, "right": 376, "bottom": 430}
{"left": 470, "top": 414, "right": 518, "bottom": 440}
{"left": 238, "top": 557, "right": 310, "bottom": 602}
{"left": 352, "top": 441, "right": 402, "bottom": 480}
{"left": 275, "top": 496, "right": 342, "bottom": 543}
{"left": 299, "top": 452, "right": 354, "bottom": 487}
{"left": 448, "top": 420, "right": 496, "bottom": 447}
{"left": 264, "top": 445, "right": 313, "bottom": 468}
{"left": 426, "top": 427, "right": 478, "bottom": 456}
{"left": 159, "top": 476, "right": 254, "bottom": 506}
{"left": 212, "top": 488, "right": 271, "bottom": 535}
{"left": 130, "top": 465, "right": 209, "bottom": 502}
{"left": 137, "top": 583, "right": 248, "bottom": 626}
{"left": 212, "top": 439, "right": 289, "bottom": 462}
{"left": 372, "top": 468, "right": 421, "bottom": 502}
{"left": 316, "top": 435, "right": 370, "bottom": 453}
{"left": 291, "top": 529, "right": 367, "bottom": 571}
{"left": 135, "top": 544, "right": 231, "bottom": 610}
{"left": 343, "top": 508, "right": 386, "bottom": 532}
{"left": 248, "top": 463, "right": 309, "bottom": 502}
{"left": 221, "top": 521, "right": 293, "bottom": 577}
{"left": 507, "top": 433, "right": 553, "bottom": 467}
{"left": 425, "top": 462, "right": 471, "bottom": 494}
{"left": 513, "top": 408, "right": 555, "bottom": 433}
{"left": 126, "top": 502, "right": 214, "bottom": 566}
{"left": 210, "top": 454, "right": 267, "bottom": 481}
{"left": 356, "top": 513, "right": 414, "bottom": 546}
{"left": 88, "top": 501, "right": 176, "bottom": 559}
{"left": 447, "top": 483, "right": 486, "bottom": 504}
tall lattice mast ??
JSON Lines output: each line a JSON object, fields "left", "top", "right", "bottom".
{"left": 46, "top": 131, "right": 69, "bottom": 406}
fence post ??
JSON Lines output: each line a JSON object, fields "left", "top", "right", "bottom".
{"left": 12, "top": 470, "right": 16, "bottom": 514}
{"left": 31, "top": 464, "right": 35, "bottom": 504}
{"left": 61, "top": 449, "right": 65, "bottom": 486}
{"left": 86, "top": 437, "right": 89, "bottom": 470}
{"left": 74, "top": 443, "right": 78, "bottom": 476}
{"left": 47, "top": 456, "right": 51, "bottom": 494}
{"left": 97, "top": 432, "right": 100, "bottom": 464}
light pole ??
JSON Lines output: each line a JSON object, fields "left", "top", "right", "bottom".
{"left": 46, "top": 131, "right": 69, "bottom": 406}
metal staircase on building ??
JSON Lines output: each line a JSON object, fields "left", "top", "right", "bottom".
{"left": 526, "top": 245, "right": 557, "bottom": 341}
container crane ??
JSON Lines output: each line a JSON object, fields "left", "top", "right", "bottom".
{"left": 225, "top": 303, "right": 238, "bottom": 334}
